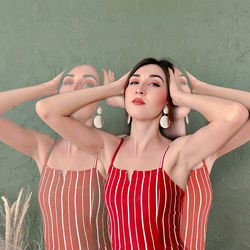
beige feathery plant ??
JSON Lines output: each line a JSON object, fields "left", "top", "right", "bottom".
{"left": 0, "top": 188, "right": 32, "bottom": 250}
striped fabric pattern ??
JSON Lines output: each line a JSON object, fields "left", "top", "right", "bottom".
{"left": 37, "top": 159, "right": 111, "bottom": 250}
{"left": 104, "top": 140, "right": 184, "bottom": 250}
{"left": 180, "top": 162, "right": 213, "bottom": 250}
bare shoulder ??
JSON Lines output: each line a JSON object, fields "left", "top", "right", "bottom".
{"left": 98, "top": 131, "right": 124, "bottom": 174}
{"left": 169, "top": 135, "right": 191, "bottom": 151}
{"left": 32, "top": 132, "right": 55, "bottom": 174}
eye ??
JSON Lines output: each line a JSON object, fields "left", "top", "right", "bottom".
{"left": 64, "top": 81, "right": 73, "bottom": 85}
{"left": 129, "top": 81, "right": 139, "bottom": 85}
{"left": 150, "top": 82, "right": 160, "bottom": 87}
{"left": 81, "top": 82, "right": 94, "bottom": 88}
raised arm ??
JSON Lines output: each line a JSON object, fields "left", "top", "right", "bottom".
{"left": 187, "top": 71, "right": 250, "bottom": 159}
{"left": 0, "top": 72, "right": 63, "bottom": 170}
{"left": 36, "top": 71, "right": 128, "bottom": 160}
{"left": 170, "top": 69, "right": 249, "bottom": 170}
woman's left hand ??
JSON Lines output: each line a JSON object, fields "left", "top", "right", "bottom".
{"left": 169, "top": 68, "right": 189, "bottom": 106}
{"left": 103, "top": 68, "right": 125, "bottom": 108}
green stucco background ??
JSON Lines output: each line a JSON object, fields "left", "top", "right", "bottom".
{"left": 0, "top": 0, "right": 249, "bottom": 249}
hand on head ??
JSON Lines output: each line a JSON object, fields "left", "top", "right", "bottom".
{"left": 102, "top": 68, "right": 126, "bottom": 108}
{"left": 185, "top": 70, "right": 201, "bottom": 92}
{"left": 47, "top": 70, "right": 65, "bottom": 94}
{"left": 103, "top": 68, "right": 115, "bottom": 85}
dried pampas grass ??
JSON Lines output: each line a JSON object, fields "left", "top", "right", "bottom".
{"left": 0, "top": 188, "right": 36, "bottom": 250}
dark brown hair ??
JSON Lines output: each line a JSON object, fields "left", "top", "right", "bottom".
{"left": 125, "top": 58, "right": 175, "bottom": 128}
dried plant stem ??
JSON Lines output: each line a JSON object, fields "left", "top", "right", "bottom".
{"left": 10, "top": 202, "right": 17, "bottom": 220}
{"left": 13, "top": 192, "right": 32, "bottom": 248}
{"left": 13, "top": 188, "right": 23, "bottom": 229}
{"left": 1, "top": 196, "right": 12, "bottom": 250}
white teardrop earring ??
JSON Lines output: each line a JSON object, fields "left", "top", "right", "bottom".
{"left": 127, "top": 114, "right": 131, "bottom": 125}
{"left": 160, "top": 106, "right": 170, "bottom": 129}
{"left": 94, "top": 107, "right": 104, "bottom": 128}
{"left": 185, "top": 114, "right": 189, "bottom": 125}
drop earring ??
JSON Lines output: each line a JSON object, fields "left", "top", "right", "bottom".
{"left": 127, "top": 114, "right": 131, "bottom": 125}
{"left": 160, "top": 106, "right": 170, "bottom": 129}
{"left": 94, "top": 107, "right": 104, "bottom": 128}
{"left": 185, "top": 114, "right": 189, "bottom": 125}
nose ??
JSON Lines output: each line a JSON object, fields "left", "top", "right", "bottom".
{"left": 136, "top": 84, "right": 146, "bottom": 95}
{"left": 72, "top": 78, "right": 82, "bottom": 90}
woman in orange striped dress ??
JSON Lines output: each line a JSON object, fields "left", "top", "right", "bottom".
{"left": 36, "top": 57, "right": 248, "bottom": 249}
{"left": 0, "top": 64, "right": 111, "bottom": 250}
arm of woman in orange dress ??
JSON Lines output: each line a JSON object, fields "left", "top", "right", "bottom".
{"left": 186, "top": 71, "right": 250, "bottom": 161}
{"left": 169, "top": 69, "right": 248, "bottom": 173}
{"left": 0, "top": 72, "right": 63, "bottom": 171}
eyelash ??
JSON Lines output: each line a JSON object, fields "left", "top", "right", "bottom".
{"left": 129, "top": 81, "right": 160, "bottom": 87}
{"left": 81, "top": 82, "right": 94, "bottom": 88}
{"left": 129, "top": 81, "right": 138, "bottom": 85}
{"left": 150, "top": 82, "right": 160, "bottom": 87}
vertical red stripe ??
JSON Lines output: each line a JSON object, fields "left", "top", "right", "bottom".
{"left": 180, "top": 164, "right": 213, "bottom": 250}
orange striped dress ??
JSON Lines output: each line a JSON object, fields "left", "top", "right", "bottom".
{"left": 38, "top": 158, "right": 111, "bottom": 250}
{"left": 180, "top": 161, "right": 213, "bottom": 250}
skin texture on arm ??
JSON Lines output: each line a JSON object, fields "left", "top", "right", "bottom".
{"left": 0, "top": 72, "right": 63, "bottom": 170}
{"left": 186, "top": 71, "right": 250, "bottom": 160}
{"left": 170, "top": 69, "right": 249, "bottom": 171}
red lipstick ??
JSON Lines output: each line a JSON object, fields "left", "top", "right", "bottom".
{"left": 132, "top": 97, "right": 145, "bottom": 105}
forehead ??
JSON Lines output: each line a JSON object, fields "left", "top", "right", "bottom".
{"left": 134, "top": 64, "right": 165, "bottom": 80}
{"left": 67, "top": 64, "right": 100, "bottom": 82}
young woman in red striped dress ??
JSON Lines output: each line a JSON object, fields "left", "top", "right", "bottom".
{"left": 36, "top": 58, "right": 249, "bottom": 249}
{"left": 0, "top": 64, "right": 111, "bottom": 250}
{"left": 104, "top": 67, "right": 250, "bottom": 250}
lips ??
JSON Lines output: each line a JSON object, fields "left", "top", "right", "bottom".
{"left": 132, "top": 97, "right": 145, "bottom": 105}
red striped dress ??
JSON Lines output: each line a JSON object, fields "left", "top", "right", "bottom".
{"left": 180, "top": 161, "right": 213, "bottom": 250}
{"left": 37, "top": 158, "right": 111, "bottom": 250}
{"left": 104, "top": 139, "right": 184, "bottom": 250}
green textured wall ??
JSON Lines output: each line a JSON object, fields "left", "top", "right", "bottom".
{"left": 0, "top": 0, "right": 249, "bottom": 249}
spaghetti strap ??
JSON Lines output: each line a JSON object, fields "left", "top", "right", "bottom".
{"left": 93, "top": 157, "right": 98, "bottom": 168}
{"left": 160, "top": 144, "right": 170, "bottom": 168}
{"left": 110, "top": 139, "right": 124, "bottom": 167}
{"left": 40, "top": 138, "right": 57, "bottom": 175}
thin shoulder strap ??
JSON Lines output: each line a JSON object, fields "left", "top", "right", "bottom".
{"left": 40, "top": 138, "right": 57, "bottom": 175}
{"left": 110, "top": 139, "right": 124, "bottom": 166}
{"left": 160, "top": 144, "right": 170, "bottom": 168}
{"left": 93, "top": 157, "right": 98, "bottom": 169}
{"left": 44, "top": 138, "right": 57, "bottom": 167}
{"left": 202, "top": 159, "right": 210, "bottom": 175}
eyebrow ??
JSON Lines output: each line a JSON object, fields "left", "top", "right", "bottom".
{"left": 132, "top": 74, "right": 164, "bottom": 82}
{"left": 65, "top": 74, "right": 97, "bottom": 81}
{"left": 149, "top": 74, "right": 164, "bottom": 82}
{"left": 83, "top": 74, "right": 97, "bottom": 81}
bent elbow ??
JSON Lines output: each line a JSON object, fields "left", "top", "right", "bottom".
{"left": 226, "top": 102, "right": 249, "bottom": 126}
{"left": 35, "top": 100, "right": 51, "bottom": 121}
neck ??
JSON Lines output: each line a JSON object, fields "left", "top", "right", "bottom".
{"left": 128, "top": 117, "right": 164, "bottom": 153}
